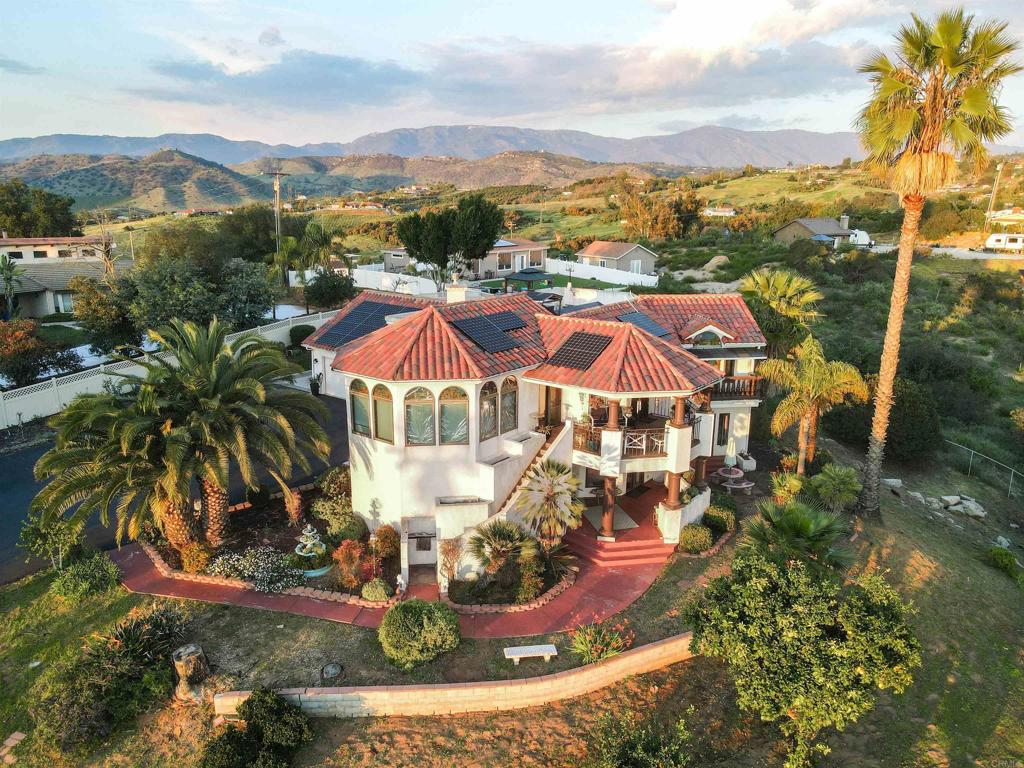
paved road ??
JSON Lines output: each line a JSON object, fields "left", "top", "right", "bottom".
{"left": 871, "top": 245, "right": 1024, "bottom": 260}
{"left": 0, "top": 395, "right": 349, "bottom": 584}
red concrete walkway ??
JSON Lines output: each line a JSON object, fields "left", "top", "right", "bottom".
{"left": 109, "top": 491, "right": 673, "bottom": 640}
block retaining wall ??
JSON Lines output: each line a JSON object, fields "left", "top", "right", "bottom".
{"left": 439, "top": 568, "right": 577, "bottom": 614}
{"left": 214, "top": 632, "right": 694, "bottom": 718}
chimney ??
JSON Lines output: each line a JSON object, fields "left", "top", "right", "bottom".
{"left": 839, "top": 214, "right": 850, "bottom": 230}
{"left": 445, "top": 274, "right": 467, "bottom": 304}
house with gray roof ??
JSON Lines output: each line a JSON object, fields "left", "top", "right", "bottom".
{"left": 9, "top": 257, "right": 131, "bottom": 317}
{"left": 772, "top": 215, "right": 854, "bottom": 248}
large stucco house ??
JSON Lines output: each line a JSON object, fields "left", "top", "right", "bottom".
{"left": 382, "top": 237, "right": 547, "bottom": 280}
{"left": 305, "top": 287, "right": 765, "bottom": 583}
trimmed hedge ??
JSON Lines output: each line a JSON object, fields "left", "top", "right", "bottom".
{"left": 289, "top": 324, "right": 315, "bottom": 347}
{"left": 378, "top": 599, "right": 461, "bottom": 670}
{"left": 679, "top": 524, "right": 714, "bottom": 554}
{"left": 361, "top": 577, "right": 394, "bottom": 602}
{"left": 703, "top": 505, "right": 736, "bottom": 536}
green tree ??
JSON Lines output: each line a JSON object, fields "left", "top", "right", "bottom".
{"left": 129, "top": 257, "right": 221, "bottom": 330}
{"left": 135, "top": 218, "right": 223, "bottom": 273}
{"left": 18, "top": 508, "right": 84, "bottom": 570}
{"left": 687, "top": 553, "right": 921, "bottom": 767}
{"left": 739, "top": 499, "right": 853, "bottom": 574}
{"left": 217, "top": 260, "right": 276, "bottom": 329}
{"left": 516, "top": 459, "right": 585, "bottom": 550}
{"left": 855, "top": 8, "right": 1020, "bottom": 516}
{"left": 0, "top": 319, "right": 81, "bottom": 386}
{"left": 739, "top": 268, "right": 823, "bottom": 358}
{"left": 304, "top": 269, "right": 356, "bottom": 309}
{"left": 0, "top": 179, "right": 80, "bottom": 237}
{"left": 300, "top": 220, "right": 343, "bottom": 272}
{"left": 0, "top": 253, "right": 25, "bottom": 320}
{"left": 68, "top": 275, "right": 140, "bottom": 352}
{"left": 452, "top": 194, "right": 504, "bottom": 277}
{"left": 216, "top": 204, "right": 277, "bottom": 262}
{"left": 807, "top": 464, "right": 863, "bottom": 513}
{"left": 760, "top": 336, "right": 868, "bottom": 474}
{"left": 396, "top": 208, "right": 458, "bottom": 291}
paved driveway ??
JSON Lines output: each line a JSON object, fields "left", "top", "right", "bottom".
{"left": 0, "top": 395, "right": 349, "bottom": 584}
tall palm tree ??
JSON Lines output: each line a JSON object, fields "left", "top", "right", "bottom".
{"left": 855, "top": 9, "right": 1020, "bottom": 516}
{"left": 301, "top": 220, "right": 342, "bottom": 272}
{"left": 739, "top": 268, "right": 823, "bottom": 357}
{"left": 33, "top": 395, "right": 200, "bottom": 550}
{"left": 127, "top": 319, "right": 331, "bottom": 545}
{"left": 516, "top": 459, "right": 585, "bottom": 550}
{"left": 270, "top": 235, "right": 302, "bottom": 290}
{"left": 760, "top": 336, "right": 868, "bottom": 474}
{"left": 739, "top": 499, "right": 853, "bottom": 574}
{"left": 0, "top": 254, "right": 25, "bottom": 320}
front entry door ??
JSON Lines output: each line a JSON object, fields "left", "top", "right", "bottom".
{"left": 544, "top": 386, "right": 562, "bottom": 426}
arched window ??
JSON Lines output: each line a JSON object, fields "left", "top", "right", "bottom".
{"left": 479, "top": 382, "right": 498, "bottom": 441}
{"left": 691, "top": 330, "right": 722, "bottom": 346}
{"left": 350, "top": 380, "right": 371, "bottom": 436}
{"left": 500, "top": 377, "right": 518, "bottom": 434}
{"left": 372, "top": 384, "right": 394, "bottom": 443}
{"left": 404, "top": 387, "right": 435, "bottom": 445}
{"left": 439, "top": 387, "right": 470, "bottom": 445}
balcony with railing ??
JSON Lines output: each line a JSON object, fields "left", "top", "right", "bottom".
{"left": 571, "top": 421, "right": 669, "bottom": 459}
{"left": 712, "top": 375, "right": 764, "bottom": 400}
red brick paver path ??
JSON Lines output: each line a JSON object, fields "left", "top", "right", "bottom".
{"left": 108, "top": 493, "right": 673, "bottom": 640}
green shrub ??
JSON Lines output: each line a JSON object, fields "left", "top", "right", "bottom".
{"left": 588, "top": 711, "right": 693, "bottom": 768}
{"left": 199, "top": 726, "right": 261, "bottom": 768}
{"left": 709, "top": 489, "right": 737, "bottom": 512}
{"left": 378, "top": 599, "right": 461, "bottom": 669}
{"left": 237, "top": 687, "right": 314, "bottom": 753}
{"left": 679, "top": 524, "right": 714, "bottom": 554}
{"left": 288, "top": 324, "right": 315, "bottom": 347}
{"left": 374, "top": 523, "right": 400, "bottom": 558}
{"left": 986, "top": 546, "right": 1020, "bottom": 579}
{"left": 570, "top": 619, "right": 635, "bottom": 664}
{"left": 703, "top": 506, "right": 736, "bottom": 536}
{"left": 49, "top": 552, "right": 120, "bottom": 599}
{"left": 207, "top": 546, "right": 304, "bottom": 592}
{"left": 311, "top": 496, "right": 367, "bottom": 542}
{"left": 516, "top": 553, "right": 545, "bottom": 604}
{"left": 180, "top": 541, "right": 213, "bottom": 573}
{"left": 361, "top": 576, "right": 393, "bottom": 602}
{"left": 316, "top": 465, "right": 351, "bottom": 500}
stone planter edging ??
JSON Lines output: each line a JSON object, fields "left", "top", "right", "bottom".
{"left": 214, "top": 631, "right": 694, "bottom": 719}
{"left": 439, "top": 568, "right": 577, "bottom": 614}
{"left": 137, "top": 541, "right": 401, "bottom": 609}
{"left": 677, "top": 528, "right": 735, "bottom": 559}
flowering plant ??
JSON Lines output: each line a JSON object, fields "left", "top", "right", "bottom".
{"left": 569, "top": 618, "right": 635, "bottom": 663}
{"left": 207, "top": 546, "right": 304, "bottom": 592}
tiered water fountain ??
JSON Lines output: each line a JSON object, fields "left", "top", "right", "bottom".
{"left": 294, "top": 524, "right": 333, "bottom": 577}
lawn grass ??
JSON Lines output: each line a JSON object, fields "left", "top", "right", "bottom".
{"left": 697, "top": 169, "right": 894, "bottom": 207}
{"left": 479, "top": 274, "right": 626, "bottom": 291}
{"left": 35, "top": 323, "right": 90, "bottom": 348}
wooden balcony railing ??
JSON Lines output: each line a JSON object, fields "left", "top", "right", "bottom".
{"left": 572, "top": 422, "right": 669, "bottom": 458}
{"left": 712, "top": 375, "right": 765, "bottom": 400}
{"left": 572, "top": 423, "right": 602, "bottom": 455}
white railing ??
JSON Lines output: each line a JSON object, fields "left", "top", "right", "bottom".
{"left": 944, "top": 440, "right": 1022, "bottom": 499}
{"left": 545, "top": 258, "right": 658, "bottom": 287}
{"left": 0, "top": 311, "right": 340, "bottom": 430}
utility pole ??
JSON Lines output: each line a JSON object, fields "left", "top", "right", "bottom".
{"left": 985, "top": 162, "right": 1005, "bottom": 234}
{"left": 265, "top": 171, "right": 291, "bottom": 257}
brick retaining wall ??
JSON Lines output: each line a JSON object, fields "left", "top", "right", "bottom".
{"left": 214, "top": 632, "right": 694, "bottom": 718}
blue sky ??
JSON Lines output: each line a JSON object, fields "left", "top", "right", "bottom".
{"left": 3, "top": 0, "right": 1023, "bottom": 144}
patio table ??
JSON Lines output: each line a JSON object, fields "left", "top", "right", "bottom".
{"left": 716, "top": 466, "right": 745, "bottom": 480}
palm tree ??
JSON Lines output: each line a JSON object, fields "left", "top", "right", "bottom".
{"left": 760, "top": 336, "right": 868, "bottom": 474}
{"left": 467, "top": 519, "right": 538, "bottom": 586}
{"left": 0, "top": 254, "right": 25, "bottom": 320}
{"left": 301, "top": 220, "right": 342, "bottom": 272}
{"left": 33, "top": 396, "right": 200, "bottom": 550}
{"left": 739, "top": 499, "right": 853, "bottom": 574}
{"left": 739, "top": 268, "right": 823, "bottom": 358}
{"left": 516, "top": 459, "right": 585, "bottom": 550}
{"left": 808, "top": 464, "right": 863, "bottom": 514}
{"left": 126, "top": 319, "right": 331, "bottom": 545}
{"left": 855, "top": 9, "right": 1020, "bottom": 516}
{"left": 270, "top": 235, "right": 302, "bottom": 290}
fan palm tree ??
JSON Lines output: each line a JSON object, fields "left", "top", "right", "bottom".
{"left": 761, "top": 336, "right": 868, "bottom": 474}
{"left": 269, "top": 235, "right": 302, "bottom": 290}
{"left": 33, "top": 395, "right": 200, "bottom": 550}
{"left": 0, "top": 254, "right": 25, "bottom": 320}
{"left": 739, "top": 268, "right": 823, "bottom": 357}
{"left": 467, "top": 519, "right": 538, "bottom": 586}
{"left": 516, "top": 459, "right": 585, "bottom": 550}
{"left": 301, "top": 220, "right": 343, "bottom": 272}
{"left": 739, "top": 499, "right": 853, "bottom": 574}
{"left": 855, "top": 9, "right": 1020, "bottom": 516}
{"left": 125, "top": 319, "right": 331, "bottom": 545}
{"left": 808, "top": 464, "right": 863, "bottom": 514}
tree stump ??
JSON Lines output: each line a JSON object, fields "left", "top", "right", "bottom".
{"left": 172, "top": 643, "right": 209, "bottom": 703}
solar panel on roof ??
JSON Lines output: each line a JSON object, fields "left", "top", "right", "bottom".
{"left": 547, "top": 331, "right": 612, "bottom": 370}
{"left": 494, "top": 239, "right": 516, "bottom": 247}
{"left": 559, "top": 302, "right": 601, "bottom": 314}
{"left": 451, "top": 316, "right": 519, "bottom": 353}
{"left": 317, "top": 300, "right": 417, "bottom": 348}
{"left": 617, "top": 311, "right": 671, "bottom": 338}
{"left": 486, "top": 310, "right": 527, "bottom": 331}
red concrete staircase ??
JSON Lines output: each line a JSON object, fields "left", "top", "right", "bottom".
{"left": 563, "top": 528, "right": 677, "bottom": 568}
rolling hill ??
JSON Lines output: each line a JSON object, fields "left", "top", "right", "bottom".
{"left": 232, "top": 152, "right": 687, "bottom": 194}
{"left": 0, "top": 150, "right": 272, "bottom": 210}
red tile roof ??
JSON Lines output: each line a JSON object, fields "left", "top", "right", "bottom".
{"left": 569, "top": 294, "right": 764, "bottom": 346}
{"left": 0, "top": 235, "right": 105, "bottom": 246}
{"left": 327, "top": 292, "right": 551, "bottom": 381}
{"left": 303, "top": 291, "right": 440, "bottom": 351}
{"left": 525, "top": 315, "right": 722, "bottom": 395}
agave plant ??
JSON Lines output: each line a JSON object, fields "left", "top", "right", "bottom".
{"left": 516, "top": 459, "right": 585, "bottom": 550}
{"left": 739, "top": 499, "right": 853, "bottom": 574}
{"left": 466, "top": 520, "right": 538, "bottom": 586}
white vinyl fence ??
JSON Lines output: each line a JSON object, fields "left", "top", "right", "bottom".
{"left": 0, "top": 311, "right": 339, "bottom": 431}
{"left": 351, "top": 267, "right": 439, "bottom": 295}
{"left": 545, "top": 258, "right": 658, "bottom": 287}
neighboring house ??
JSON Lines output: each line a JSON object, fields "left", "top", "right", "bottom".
{"left": 305, "top": 288, "right": 765, "bottom": 582}
{"left": 9, "top": 257, "right": 131, "bottom": 316}
{"left": 0, "top": 235, "right": 107, "bottom": 261}
{"left": 772, "top": 216, "right": 855, "bottom": 248}
{"left": 702, "top": 205, "right": 736, "bottom": 218}
{"left": 382, "top": 237, "right": 547, "bottom": 279}
{"left": 575, "top": 241, "right": 659, "bottom": 274}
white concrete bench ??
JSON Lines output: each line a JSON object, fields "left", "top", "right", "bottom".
{"left": 723, "top": 479, "right": 755, "bottom": 495}
{"left": 503, "top": 644, "right": 558, "bottom": 665}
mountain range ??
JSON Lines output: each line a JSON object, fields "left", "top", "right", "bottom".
{"left": 0, "top": 125, "right": 879, "bottom": 168}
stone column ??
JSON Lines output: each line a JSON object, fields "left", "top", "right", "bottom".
{"left": 600, "top": 398, "right": 622, "bottom": 540}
